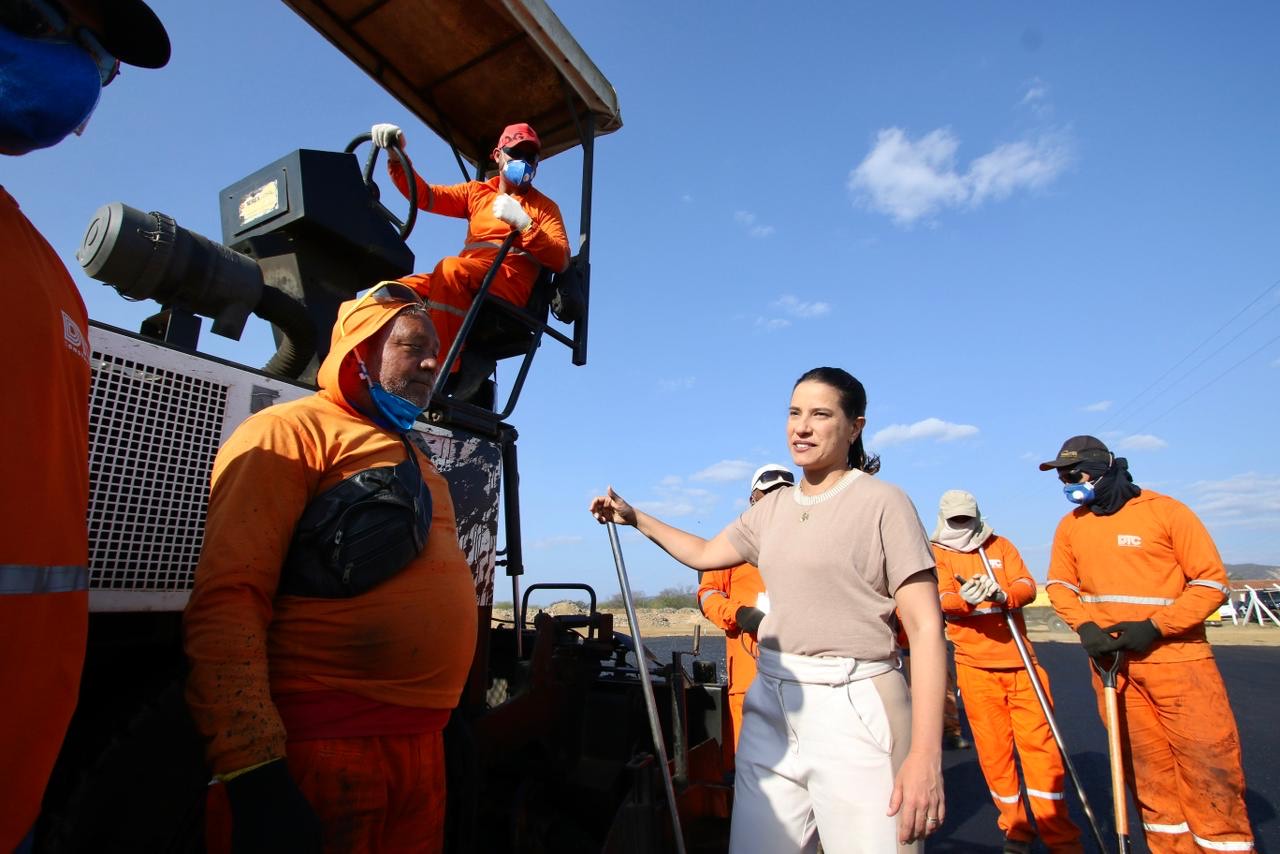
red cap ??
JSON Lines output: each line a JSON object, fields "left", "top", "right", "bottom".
{"left": 496, "top": 123, "right": 541, "bottom": 152}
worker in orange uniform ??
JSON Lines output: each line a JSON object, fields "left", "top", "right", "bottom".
{"left": 184, "top": 283, "right": 478, "bottom": 853}
{"left": 696, "top": 463, "right": 793, "bottom": 773}
{"left": 1041, "top": 435, "right": 1252, "bottom": 853}
{"left": 1, "top": 2, "right": 170, "bottom": 850}
{"left": 370, "top": 120, "right": 570, "bottom": 394}
{"left": 932, "top": 490, "right": 1082, "bottom": 854}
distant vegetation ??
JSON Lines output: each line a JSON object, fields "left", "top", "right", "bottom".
{"left": 497, "top": 585, "right": 701, "bottom": 613}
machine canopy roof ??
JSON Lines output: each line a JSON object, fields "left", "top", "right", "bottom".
{"left": 284, "top": 0, "right": 622, "bottom": 166}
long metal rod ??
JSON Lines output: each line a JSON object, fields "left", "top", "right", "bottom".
{"left": 605, "top": 522, "right": 686, "bottom": 854}
{"left": 976, "top": 547, "right": 1109, "bottom": 853}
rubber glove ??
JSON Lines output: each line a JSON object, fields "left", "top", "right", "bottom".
{"left": 492, "top": 193, "right": 531, "bottom": 232}
{"left": 1102, "top": 619, "right": 1161, "bottom": 653}
{"left": 1076, "top": 621, "right": 1114, "bottom": 657}
{"left": 371, "top": 123, "right": 404, "bottom": 149}
{"left": 224, "top": 759, "right": 323, "bottom": 853}
{"left": 734, "top": 605, "right": 765, "bottom": 635}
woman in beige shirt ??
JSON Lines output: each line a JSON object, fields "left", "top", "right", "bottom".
{"left": 590, "top": 367, "right": 945, "bottom": 854}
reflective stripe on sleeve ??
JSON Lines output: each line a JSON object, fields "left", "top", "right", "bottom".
{"left": 1013, "top": 577, "right": 1035, "bottom": 587}
{"left": 1143, "top": 821, "right": 1190, "bottom": 834}
{"left": 1080, "top": 594, "right": 1176, "bottom": 606}
{"left": 989, "top": 790, "right": 1021, "bottom": 804}
{"left": 462, "top": 241, "right": 534, "bottom": 259}
{"left": 1045, "top": 579, "right": 1081, "bottom": 594}
{"left": 1025, "top": 788, "right": 1065, "bottom": 800}
{"left": 947, "top": 606, "right": 1002, "bottom": 620}
{"left": 1192, "top": 836, "right": 1253, "bottom": 851}
{"left": 1188, "top": 579, "right": 1231, "bottom": 596}
{"left": 0, "top": 564, "right": 88, "bottom": 595}
{"left": 698, "top": 589, "right": 725, "bottom": 608}
{"left": 424, "top": 300, "right": 468, "bottom": 318}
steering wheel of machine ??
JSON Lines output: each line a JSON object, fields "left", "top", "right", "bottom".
{"left": 344, "top": 132, "right": 419, "bottom": 240}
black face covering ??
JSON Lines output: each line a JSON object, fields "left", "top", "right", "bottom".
{"left": 1079, "top": 456, "right": 1141, "bottom": 516}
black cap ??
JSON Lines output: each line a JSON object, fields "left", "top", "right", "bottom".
{"left": 64, "top": 0, "right": 171, "bottom": 68}
{"left": 1038, "top": 435, "right": 1112, "bottom": 471}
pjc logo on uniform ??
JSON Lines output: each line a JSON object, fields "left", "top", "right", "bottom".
{"left": 62, "top": 311, "right": 90, "bottom": 365}
{"left": 1117, "top": 535, "right": 1142, "bottom": 548}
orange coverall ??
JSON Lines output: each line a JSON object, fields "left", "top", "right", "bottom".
{"left": 185, "top": 297, "right": 478, "bottom": 853}
{"left": 937, "top": 536, "right": 1082, "bottom": 852}
{"left": 0, "top": 188, "right": 91, "bottom": 849}
{"left": 390, "top": 161, "right": 569, "bottom": 371}
{"left": 697, "top": 563, "right": 765, "bottom": 771}
{"left": 1047, "top": 491, "right": 1251, "bottom": 853}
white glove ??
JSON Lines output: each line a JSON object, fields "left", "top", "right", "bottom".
{"left": 959, "top": 574, "right": 1006, "bottom": 605}
{"left": 371, "top": 123, "right": 405, "bottom": 149}
{"left": 492, "top": 194, "right": 532, "bottom": 232}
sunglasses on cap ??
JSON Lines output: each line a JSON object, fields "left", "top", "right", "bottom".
{"left": 339, "top": 282, "right": 424, "bottom": 336}
{"left": 8, "top": 0, "right": 121, "bottom": 85}
{"left": 501, "top": 146, "right": 539, "bottom": 163}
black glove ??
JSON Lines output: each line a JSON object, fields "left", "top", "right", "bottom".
{"left": 735, "top": 606, "right": 765, "bottom": 635}
{"left": 225, "top": 759, "right": 323, "bottom": 854}
{"left": 1076, "top": 621, "right": 1114, "bottom": 657}
{"left": 1101, "top": 619, "right": 1161, "bottom": 654}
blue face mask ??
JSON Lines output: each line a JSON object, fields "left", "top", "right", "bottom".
{"left": 1063, "top": 481, "right": 1096, "bottom": 506}
{"left": 0, "top": 26, "right": 102, "bottom": 155}
{"left": 501, "top": 158, "right": 536, "bottom": 188}
{"left": 368, "top": 383, "right": 426, "bottom": 432}
{"left": 356, "top": 356, "right": 427, "bottom": 432}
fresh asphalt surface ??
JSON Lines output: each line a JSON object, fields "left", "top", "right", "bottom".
{"left": 645, "top": 636, "right": 1277, "bottom": 853}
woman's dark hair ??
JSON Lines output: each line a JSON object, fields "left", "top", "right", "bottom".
{"left": 794, "top": 367, "right": 881, "bottom": 474}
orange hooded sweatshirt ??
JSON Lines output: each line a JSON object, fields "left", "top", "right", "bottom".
{"left": 184, "top": 297, "right": 477, "bottom": 776}
{"left": 1046, "top": 490, "right": 1229, "bottom": 663}
{"left": 934, "top": 535, "right": 1038, "bottom": 669}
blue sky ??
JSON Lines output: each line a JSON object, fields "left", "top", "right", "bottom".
{"left": 5, "top": 2, "right": 1279, "bottom": 604}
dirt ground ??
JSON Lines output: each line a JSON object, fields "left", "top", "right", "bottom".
{"left": 494, "top": 603, "right": 1280, "bottom": 646}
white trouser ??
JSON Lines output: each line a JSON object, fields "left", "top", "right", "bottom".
{"left": 728, "top": 647, "right": 916, "bottom": 854}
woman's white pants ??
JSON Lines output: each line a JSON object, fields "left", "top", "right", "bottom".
{"left": 728, "top": 647, "right": 918, "bottom": 854}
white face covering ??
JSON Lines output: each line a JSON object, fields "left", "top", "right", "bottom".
{"left": 929, "top": 490, "right": 994, "bottom": 553}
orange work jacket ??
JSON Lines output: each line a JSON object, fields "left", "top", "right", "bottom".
{"left": 934, "top": 536, "right": 1037, "bottom": 669}
{"left": 1046, "top": 491, "right": 1229, "bottom": 663}
{"left": 697, "top": 563, "right": 765, "bottom": 697}
{"left": 184, "top": 298, "right": 477, "bottom": 776}
{"left": 0, "top": 187, "right": 91, "bottom": 848}
{"left": 390, "top": 162, "right": 570, "bottom": 277}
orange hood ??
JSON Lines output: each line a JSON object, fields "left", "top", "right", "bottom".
{"left": 316, "top": 293, "right": 416, "bottom": 414}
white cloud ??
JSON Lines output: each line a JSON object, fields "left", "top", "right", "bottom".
{"left": 754, "top": 317, "right": 792, "bottom": 331}
{"left": 530, "top": 534, "right": 583, "bottom": 550}
{"left": 1116, "top": 433, "right": 1168, "bottom": 451}
{"left": 1190, "top": 473, "right": 1280, "bottom": 530}
{"left": 691, "top": 460, "right": 755, "bottom": 483}
{"left": 848, "top": 126, "right": 1072, "bottom": 226}
{"left": 1021, "top": 77, "right": 1049, "bottom": 107}
{"left": 658, "top": 376, "right": 696, "bottom": 392}
{"left": 870, "top": 417, "right": 979, "bottom": 447}
{"left": 774, "top": 294, "right": 831, "bottom": 319}
{"left": 635, "top": 485, "right": 718, "bottom": 519}
{"left": 658, "top": 475, "right": 683, "bottom": 487}
{"left": 734, "top": 210, "right": 776, "bottom": 238}
{"left": 1081, "top": 400, "right": 1112, "bottom": 412}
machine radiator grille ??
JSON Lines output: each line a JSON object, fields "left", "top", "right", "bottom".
{"left": 87, "top": 351, "right": 228, "bottom": 591}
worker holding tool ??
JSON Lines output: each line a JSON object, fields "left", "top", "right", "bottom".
{"left": 933, "top": 490, "right": 1083, "bottom": 854}
{"left": 370, "top": 121, "right": 570, "bottom": 396}
{"left": 696, "top": 463, "right": 792, "bottom": 773}
{"left": 1042, "top": 435, "right": 1253, "bottom": 853}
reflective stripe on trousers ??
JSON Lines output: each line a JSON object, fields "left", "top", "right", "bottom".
{"left": 0, "top": 564, "right": 87, "bottom": 594}
{"left": 1142, "top": 821, "right": 1254, "bottom": 851}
